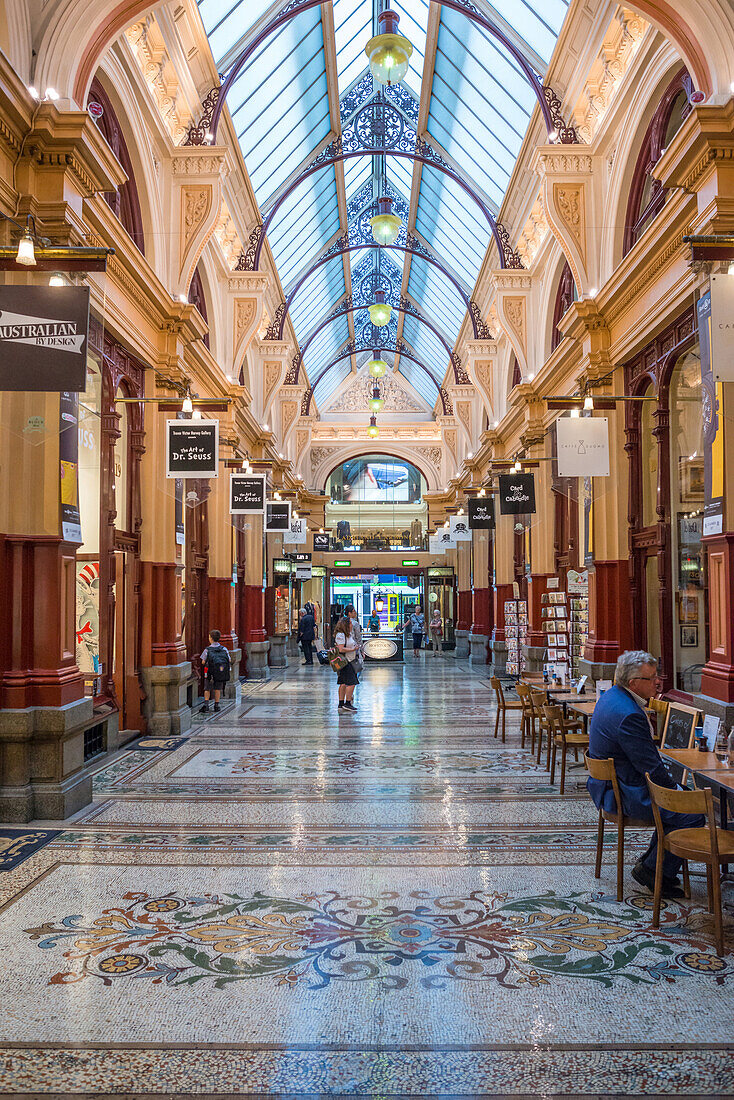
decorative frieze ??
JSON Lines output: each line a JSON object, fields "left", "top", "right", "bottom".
{"left": 572, "top": 9, "right": 648, "bottom": 144}
{"left": 125, "top": 16, "right": 193, "bottom": 145}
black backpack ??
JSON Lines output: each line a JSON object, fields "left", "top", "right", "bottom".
{"left": 206, "top": 644, "right": 231, "bottom": 682}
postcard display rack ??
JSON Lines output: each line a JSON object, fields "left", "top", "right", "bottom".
{"left": 504, "top": 600, "right": 528, "bottom": 676}
{"left": 567, "top": 570, "right": 589, "bottom": 678}
{"left": 541, "top": 590, "right": 570, "bottom": 679}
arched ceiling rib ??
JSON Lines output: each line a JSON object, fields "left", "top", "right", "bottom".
{"left": 195, "top": 0, "right": 571, "bottom": 401}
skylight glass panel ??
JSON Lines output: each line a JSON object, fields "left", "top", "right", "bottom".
{"left": 344, "top": 155, "right": 372, "bottom": 202}
{"left": 407, "top": 256, "right": 465, "bottom": 340}
{"left": 402, "top": 313, "right": 450, "bottom": 378}
{"left": 393, "top": 0, "right": 429, "bottom": 97}
{"left": 289, "top": 260, "right": 346, "bottom": 339}
{"left": 427, "top": 9, "right": 537, "bottom": 207}
{"left": 398, "top": 361, "right": 437, "bottom": 407}
{"left": 314, "top": 359, "right": 352, "bottom": 407}
{"left": 333, "top": 0, "right": 372, "bottom": 94}
{"left": 227, "top": 10, "right": 329, "bottom": 204}
{"left": 415, "top": 165, "right": 491, "bottom": 288}
{"left": 304, "top": 315, "right": 351, "bottom": 381}
{"left": 197, "top": 0, "right": 273, "bottom": 69}
{"left": 386, "top": 157, "right": 413, "bottom": 204}
{"left": 267, "top": 168, "right": 339, "bottom": 288}
{"left": 480, "top": 0, "right": 569, "bottom": 66}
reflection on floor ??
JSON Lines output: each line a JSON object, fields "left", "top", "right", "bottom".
{"left": 0, "top": 656, "right": 733, "bottom": 1097}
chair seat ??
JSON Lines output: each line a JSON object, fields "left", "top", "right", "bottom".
{"left": 561, "top": 720, "right": 583, "bottom": 731}
{"left": 601, "top": 810, "right": 650, "bottom": 828}
{"left": 502, "top": 700, "right": 523, "bottom": 710}
{"left": 555, "top": 733, "right": 589, "bottom": 746}
{"left": 666, "top": 826, "right": 734, "bottom": 860}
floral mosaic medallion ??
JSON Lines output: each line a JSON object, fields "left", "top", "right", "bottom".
{"left": 23, "top": 889, "right": 730, "bottom": 992}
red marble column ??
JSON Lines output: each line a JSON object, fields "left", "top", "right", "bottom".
{"left": 208, "top": 577, "right": 237, "bottom": 650}
{"left": 526, "top": 573, "right": 555, "bottom": 648}
{"left": 471, "top": 588, "right": 491, "bottom": 637}
{"left": 456, "top": 589, "right": 473, "bottom": 633}
{"left": 700, "top": 534, "right": 734, "bottom": 703}
{"left": 583, "top": 560, "right": 634, "bottom": 665}
{"left": 243, "top": 584, "right": 268, "bottom": 643}
{"left": 138, "top": 561, "right": 186, "bottom": 667}
{"left": 0, "top": 535, "right": 84, "bottom": 709}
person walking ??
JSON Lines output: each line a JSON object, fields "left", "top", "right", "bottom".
{"left": 199, "top": 629, "right": 231, "bottom": 713}
{"left": 428, "top": 607, "right": 443, "bottom": 655}
{"left": 334, "top": 612, "right": 359, "bottom": 714}
{"left": 297, "top": 607, "right": 316, "bottom": 665}
{"left": 403, "top": 611, "right": 413, "bottom": 655}
{"left": 410, "top": 606, "right": 425, "bottom": 657}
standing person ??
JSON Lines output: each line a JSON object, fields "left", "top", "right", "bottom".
{"left": 333, "top": 612, "right": 359, "bottom": 714}
{"left": 403, "top": 611, "right": 413, "bottom": 654}
{"left": 346, "top": 604, "right": 364, "bottom": 674}
{"left": 428, "top": 607, "right": 443, "bottom": 655}
{"left": 199, "top": 629, "right": 231, "bottom": 713}
{"left": 297, "top": 607, "right": 315, "bottom": 665}
{"left": 368, "top": 609, "right": 381, "bottom": 635}
{"left": 410, "top": 606, "right": 425, "bottom": 657}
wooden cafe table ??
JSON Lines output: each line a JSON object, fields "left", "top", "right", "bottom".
{"left": 566, "top": 699, "right": 597, "bottom": 731}
{"left": 660, "top": 748, "right": 734, "bottom": 833}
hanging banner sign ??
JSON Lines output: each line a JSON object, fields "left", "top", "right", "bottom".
{"left": 229, "top": 473, "right": 265, "bottom": 514}
{"left": 0, "top": 285, "right": 90, "bottom": 391}
{"left": 433, "top": 528, "right": 456, "bottom": 550}
{"left": 710, "top": 274, "right": 734, "bottom": 383}
{"left": 468, "top": 498, "right": 495, "bottom": 529}
{"left": 499, "top": 473, "right": 536, "bottom": 515}
{"left": 265, "top": 500, "right": 291, "bottom": 532}
{"left": 449, "top": 514, "right": 472, "bottom": 542}
{"left": 313, "top": 533, "right": 330, "bottom": 552}
{"left": 295, "top": 564, "right": 312, "bottom": 580}
{"left": 556, "top": 416, "right": 610, "bottom": 477}
{"left": 166, "top": 420, "right": 218, "bottom": 478}
{"left": 283, "top": 517, "right": 308, "bottom": 544}
{"left": 59, "top": 390, "right": 82, "bottom": 542}
{"left": 429, "top": 535, "right": 443, "bottom": 554}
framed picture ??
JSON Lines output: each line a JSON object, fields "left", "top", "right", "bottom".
{"left": 678, "top": 455, "right": 705, "bottom": 504}
{"left": 680, "top": 625, "right": 699, "bottom": 647}
{"left": 678, "top": 594, "right": 699, "bottom": 624}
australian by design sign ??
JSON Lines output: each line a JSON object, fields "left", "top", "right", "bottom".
{"left": 498, "top": 473, "right": 536, "bottom": 515}
{"left": 0, "top": 285, "right": 90, "bottom": 391}
{"left": 166, "top": 420, "right": 219, "bottom": 478}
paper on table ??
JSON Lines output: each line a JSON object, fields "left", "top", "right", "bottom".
{"left": 701, "top": 713, "right": 720, "bottom": 752}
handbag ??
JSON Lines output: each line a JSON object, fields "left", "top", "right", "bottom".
{"left": 327, "top": 646, "right": 348, "bottom": 672}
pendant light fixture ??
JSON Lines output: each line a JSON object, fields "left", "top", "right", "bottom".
{"left": 369, "top": 383, "right": 384, "bottom": 413}
{"left": 16, "top": 231, "right": 36, "bottom": 266}
{"left": 364, "top": 9, "right": 413, "bottom": 86}
{"left": 368, "top": 289, "right": 392, "bottom": 327}
{"left": 367, "top": 415, "right": 380, "bottom": 439}
{"left": 375, "top": 595, "right": 385, "bottom": 612}
{"left": 367, "top": 351, "right": 387, "bottom": 378}
{"left": 369, "top": 196, "right": 402, "bottom": 246}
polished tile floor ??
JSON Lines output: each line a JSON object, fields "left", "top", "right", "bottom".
{"left": 1, "top": 655, "right": 733, "bottom": 1097}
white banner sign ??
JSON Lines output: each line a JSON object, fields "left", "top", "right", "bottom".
{"left": 449, "top": 515, "right": 472, "bottom": 542}
{"left": 556, "top": 416, "right": 610, "bottom": 477}
{"left": 283, "top": 518, "right": 308, "bottom": 544}
{"left": 295, "top": 564, "right": 312, "bottom": 580}
{"left": 429, "top": 535, "right": 443, "bottom": 554}
{"left": 711, "top": 273, "right": 734, "bottom": 382}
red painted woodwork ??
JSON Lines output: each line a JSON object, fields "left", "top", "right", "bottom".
{"left": 456, "top": 590, "right": 472, "bottom": 632}
{"left": 207, "top": 578, "right": 237, "bottom": 650}
{"left": 0, "top": 535, "right": 84, "bottom": 709}
{"left": 700, "top": 534, "right": 734, "bottom": 702}
{"left": 526, "top": 573, "right": 555, "bottom": 648}
{"left": 584, "top": 560, "right": 634, "bottom": 665}
{"left": 243, "top": 584, "right": 267, "bottom": 643}
{"left": 471, "top": 588, "right": 490, "bottom": 635}
{"left": 492, "top": 583, "right": 515, "bottom": 644}
{"left": 138, "top": 562, "right": 186, "bottom": 667}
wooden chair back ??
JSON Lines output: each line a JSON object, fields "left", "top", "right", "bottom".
{"left": 646, "top": 774, "right": 719, "bottom": 860}
{"left": 530, "top": 689, "right": 548, "bottom": 719}
{"left": 542, "top": 703, "right": 564, "bottom": 734}
{"left": 647, "top": 698, "right": 669, "bottom": 716}
{"left": 491, "top": 677, "right": 505, "bottom": 707}
{"left": 585, "top": 752, "right": 623, "bottom": 817}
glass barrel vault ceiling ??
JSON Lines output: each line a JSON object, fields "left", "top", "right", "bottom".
{"left": 196, "top": 0, "right": 570, "bottom": 400}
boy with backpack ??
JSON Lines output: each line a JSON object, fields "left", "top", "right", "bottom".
{"left": 199, "top": 629, "right": 231, "bottom": 713}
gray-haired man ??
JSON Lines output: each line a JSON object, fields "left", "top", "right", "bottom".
{"left": 588, "top": 650, "right": 704, "bottom": 899}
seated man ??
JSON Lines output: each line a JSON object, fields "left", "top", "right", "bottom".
{"left": 588, "top": 650, "right": 704, "bottom": 899}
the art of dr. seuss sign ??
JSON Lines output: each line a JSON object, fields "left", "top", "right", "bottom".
{"left": 166, "top": 420, "right": 219, "bottom": 478}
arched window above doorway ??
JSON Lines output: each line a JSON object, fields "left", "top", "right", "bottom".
{"left": 188, "top": 265, "right": 210, "bottom": 350}
{"left": 510, "top": 355, "right": 521, "bottom": 390}
{"left": 88, "top": 77, "right": 145, "bottom": 255}
{"left": 551, "top": 261, "right": 576, "bottom": 352}
{"left": 623, "top": 68, "right": 692, "bottom": 257}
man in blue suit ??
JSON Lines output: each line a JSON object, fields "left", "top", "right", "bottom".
{"left": 588, "top": 650, "right": 704, "bottom": 898}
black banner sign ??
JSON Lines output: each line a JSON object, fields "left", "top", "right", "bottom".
{"left": 265, "top": 501, "right": 291, "bottom": 532}
{"left": 166, "top": 420, "right": 218, "bottom": 478}
{"left": 469, "top": 498, "right": 495, "bottom": 529}
{"left": 313, "top": 533, "right": 330, "bottom": 552}
{"left": 0, "top": 285, "right": 90, "bottom": 391}
{"left": 230, "top": 473, "right": 265, "bottom": 514}
{"left": 295, "top": 552, "right": 312, "bottom": 562}
{"left": 498, "top": 473, "right": 536, "bottom": 515}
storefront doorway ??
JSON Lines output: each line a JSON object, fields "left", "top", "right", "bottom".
{"left": 329, "top": 572, "right": 425, "bottom": 639}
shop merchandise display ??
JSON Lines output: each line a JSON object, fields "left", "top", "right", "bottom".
{"left": 504, "top": 599, "right": 528, "bottom": 676}
{"left": 541, "top": 590, "right": 569, "bottom": 680}
{"left": 567, "top": 570, "right": 589, "bottom": 678}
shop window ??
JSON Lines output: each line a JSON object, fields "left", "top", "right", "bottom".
{"left": 510, "top": 355, "right": 521, "bottom": 389}
{"left": 88, "top": 77, "right": 146, "bottom": 255}
{"left": 76, "top": 354, "right": 102, "bottom": 679}
{"left": 640, "top": 383, "right": 658, "bottom": 528}
{"left": 623, "top": 69, "right": 692, "bottom": 257}
{"left": 325, "top": 455, "right": 428, "bottom": 551}
{"left": 114, "top": 388, "right": 129, "bottom": 532}
{"left": 188, "top": 265, "right": 210, "bottom": 350}
{"left": 551, "top": 261, "right": 576, "bottom": 352}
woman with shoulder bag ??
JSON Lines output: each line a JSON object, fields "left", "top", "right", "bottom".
{"left": 429, "top": 608, "right": 443, "bottom": 655}
{"left": 333, "top": 613, "right": 359, "bottom": 714}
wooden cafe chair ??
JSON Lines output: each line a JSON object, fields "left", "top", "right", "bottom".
{"left": 490, "top": 677, "right": 523, "bottom": 744}
{"left": 515, "top": 682, "right": 534, "bottom": 750}
{"left": 530, "top": 689, "right": 553, "bottom": 766}
{"left": 544, "top": 704, "right": 587, "bottom": 793}
{"left": 585, "top": 753, "right": 651, "bottom": 901}
{"left": 646, "top": 774, "right": 734, "bottom": 955}
{"left": 645, "top": 697, "right": 668, "bottom": 742}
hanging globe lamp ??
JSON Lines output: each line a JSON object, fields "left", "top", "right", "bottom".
{"left": 364, "top": 9, "right": 413, "bottom": 86}
{"left": 369, "top": 196, "right": 402, "bottom": 246}
{"left": 368, "top": 289, "right": 392, "bottom": 327}
{"left": 367, "top": 415, "right": 380, "bottom": 439}
{"left": 367, "top": 353, "right": 387, "bottom": 378}
{"left": 369, "top": 383, "right": 383, "bottom": 413}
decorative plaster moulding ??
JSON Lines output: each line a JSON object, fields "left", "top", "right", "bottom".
{"left": 172, "top": 149, "right": 229, "bottom": 177}
{"left": 572, "top": 8, "right": 649, "bottom": 144}
{"left": 227, "top": 273, "right": 269, "bottom": 293}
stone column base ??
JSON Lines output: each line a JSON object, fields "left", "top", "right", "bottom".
{"left": 523, "top": 644, "right": 546, "bottom": 674}
{"left": 0, "top": 696, "right": 95, "bottom": 821}
{"left": 468, "top": 633, "right": 488, "bottom": 664}
{"left": 690, "top": 691, "right": 734, "bottom": 727}
{"left": 454, "top": 628, "right": 470, "bottom": 659}
{"left": 287, "top": 633, "right": 300, "bottom": 658}
{"left": 224, "top": 649, "right": 242, "bottom": 698}
{"left": 140, "top": 661, "right": 192, "bottom": 737}
{"left": 246, "top": 640, "right": 271, "bottom": 679}
{"left": 490, "top": 639, "right": 508, "bottom": 677}
{"left": 268, "top": 635, "right": 287, "bottom": 669}
{"left": 578, "top": 657, "right": 616, "bottom": 686}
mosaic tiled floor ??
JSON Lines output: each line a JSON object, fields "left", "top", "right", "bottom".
{"left": 1, "top": 657, "right": 733, "bottom": 1096}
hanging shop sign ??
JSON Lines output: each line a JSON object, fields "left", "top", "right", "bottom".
{"left": 313, "top": 533, "right": 330, "bottom": 552}
{"left": 498, "top": 473, "right": 536, "bottom": 515}
{"left": 59, "top": 390, "right": 82, "bottom": 542}
{"left": 333, "top": 559, "right": 351, "bottom": 567}
{"left": 402, "top": 559, "right": 420, "bottom": 567}
{"left": 166, "top": 420, "right": 218, "bottom": 478}
{"left": 710, "top": 274, "right": 734, "bottom": 383}
{"left": 556, "top": 416, "right": 610, "bottom": 477}
{"left": 229, "top": 473, "right": 265, "bottom": 514}
{"left": 283, "top": 518, "right": 308, "bottom": 545}
{"left": 468, "top": 498, "right": 495, "bottom": 529}
{"left": 265, "top": 500, "right": 291, "bottom": 532}
{"left": 435, "top": 529, "right": 456, "bottom": 550}
{"left": 428, "top": 535, "right": 443, "bottom": 554}
{"left": 0, "top": 285, "right": 90, "bottom": 391}
{"left": 295, "top": 564, "right": 312, "bottom": 580}
{"left": 449, "top": 515, "right": 472, "bottom": 542}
